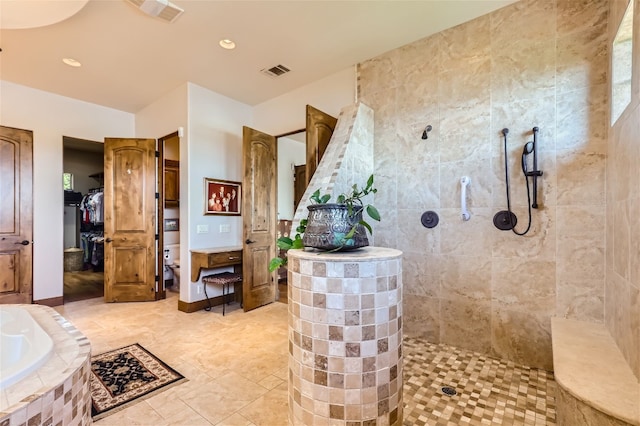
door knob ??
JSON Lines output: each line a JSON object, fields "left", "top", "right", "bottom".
{"left": 105, "top": 238, "right": 113, "bottom": 243}
{"left": 15, "top": 240, "right": 29, "bottom": 245}
{"left": 245, "top": 239, "right": 255, "bottom": 244}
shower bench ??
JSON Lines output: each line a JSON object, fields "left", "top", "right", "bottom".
{"left": 551, "top": 318, "right": 638, "bottom": 425}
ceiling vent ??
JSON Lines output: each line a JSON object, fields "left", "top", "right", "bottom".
{"left": 260, "top": 64, "right": 291, "bottom": 78}
{"left": 125, "top": 0, "right": 184, "bottom": 23}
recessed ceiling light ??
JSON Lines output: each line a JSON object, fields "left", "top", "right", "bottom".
{"left": 62, "top": 58, "right": 82, "bottom": 67}
{"left": 219, "top": 39, "right": 236, "bottom": 50}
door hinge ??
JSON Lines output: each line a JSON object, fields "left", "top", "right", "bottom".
{"left": 155, "top": 275, "right": 160, "bottom": 282}
{"left": 155, "top": 234, "right": 159, "bottom": 240}
{"left": 155, "top": 151, "right": 160, "bottom": 158}
{"left": 155, "top": 192, "right": 159, "bottom": 199}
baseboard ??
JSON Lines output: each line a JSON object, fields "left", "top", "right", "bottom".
{"left": 34, "top": 296, "right": 64, "bottom": 307}
{"left": 178, "top": 294, "right": 230, "bottom": 313}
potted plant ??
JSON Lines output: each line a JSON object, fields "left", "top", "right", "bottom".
{"left": 268, "top": 174, "right": 380, "bottom": 272}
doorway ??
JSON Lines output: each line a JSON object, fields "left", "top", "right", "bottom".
{"left": 62, "top": 137, "right": 105, "bottom": 302}
{"left": 276, "top": 130, "right": 306, "bottom": 303}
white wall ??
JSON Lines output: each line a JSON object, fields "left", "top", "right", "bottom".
{"left": 0, "top": 80, "right": 134, "bottom": 301}
{"left": 252, "top": 67, "right": 355, "bottom": 135}
{"left": 184, "top": 83, "right": 253, "bottom": 302}
{"left": 277, "top": 137, "right": 306, "bottom": 220}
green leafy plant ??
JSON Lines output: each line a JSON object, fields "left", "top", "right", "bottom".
{"left": 268, "top": 174, "right": 380, "bottom": 272}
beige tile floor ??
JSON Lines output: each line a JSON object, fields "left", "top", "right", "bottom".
{"left": 55, "top": 293, "right": 289, "bottom": 426}
{"left": 55, "top": 293, "right": 557, "bottom": 426}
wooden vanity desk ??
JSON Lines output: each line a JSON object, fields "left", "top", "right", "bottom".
{"left": 190, "top": 246, "right": 243, "bottom": 283}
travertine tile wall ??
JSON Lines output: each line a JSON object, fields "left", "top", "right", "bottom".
{"left": 606, "top": 0, "right": 639, "bottom": 379}
{"left": 358, "top": 0, "right": 610, "bottom": 370}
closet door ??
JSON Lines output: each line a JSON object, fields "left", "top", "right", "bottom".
{"left": 103, "top": 138, "right": 157, "bottom": 302}
{"left": 0, "top": 126, "right": 33, "bottom": 304}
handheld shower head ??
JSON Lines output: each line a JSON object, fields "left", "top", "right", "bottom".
{"left": 523, "top": 141, "right": 534, "bottom": 155}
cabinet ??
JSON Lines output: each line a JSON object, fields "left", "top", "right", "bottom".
{"left": 164, "top": 160, "right": 179, "bottom": 207}
{"left": 190, "top": 246, "right": 243, "bottom": 306}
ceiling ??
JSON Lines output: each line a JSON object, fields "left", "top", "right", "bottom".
{"left": 0, "top": 0, "right": 515, "bottom": 113}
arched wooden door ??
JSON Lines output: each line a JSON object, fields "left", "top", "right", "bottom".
{"left": 0, "top": 125, "right": 33, "bottom": 304}
{"left": 242, "top": 126, "right": 277, "bottom": 311}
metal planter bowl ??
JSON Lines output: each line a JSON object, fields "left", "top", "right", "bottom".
{"left": 302, "top": 203, "right": 369, "bottom": 251}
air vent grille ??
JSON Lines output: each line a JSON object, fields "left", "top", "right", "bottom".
{"left": 125, "top": 0, "right": 184, "bottom": 23}
{"left": 260, "top": 64, "right": 291, "bottom": 78}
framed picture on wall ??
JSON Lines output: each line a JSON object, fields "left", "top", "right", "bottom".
{"left": 204, "top": 178, "right": 241, "bottom": 216}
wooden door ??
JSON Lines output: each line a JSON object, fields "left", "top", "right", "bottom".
{"left": 103, "top": 138, "right": 157, "bottom": 302}
{"left": 242, "top": 126, "right": 277, "bottom": 311}
{"left": 305, "top": 105, "right": 337, "bottom": 185}
{"left": 0, "top": 126, "right": 33, "bottom": 304}
{"left": 294, "top": 164, "right": 306, "bottom": 212}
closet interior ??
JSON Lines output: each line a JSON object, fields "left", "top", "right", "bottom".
{"left": 63, "top": 137, "right": 105, "bottom": 302}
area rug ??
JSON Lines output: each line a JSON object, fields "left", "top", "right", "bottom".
{"left": 90, "top": 343, "right": 186, "bottom": 420}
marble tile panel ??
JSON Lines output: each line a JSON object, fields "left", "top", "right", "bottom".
{"left": 489, "top": 0, "right": 555, "bottom": 49}
{"left": 440, "top": 298, "right": 491, "bottom": 354}
{"left": 358, "top": 88, "right": 397, "bottom": 133}
{"left": 556, "top": 0, "right": 608, "bottom": 37}
{"left": 613, "top": 200, "right": 631, "bottom": 280}
{"left": 556, "top": 277, "right": 604, "bottom": 322}
{"left": 492, "top": 257, "right": 556, "bottom": 315}
{"left": 556, "top": 83, "right": 608, "bottom": 153}
{"left": 491, "top": 307, "right": 553, "bottom": 370}
{"left": 556, "top": 149, "right": 606, "bottom": 206}
{"left": 611, "top": 111, "right": 638, "bottom": 202}
{"left": 556, "top": 23, "right": 608, "bottom": 93}
{"left": 439, "top": 126, "right": 492, "bottom": 163}
{"left": 396, "top": 162, "right": 439, "bottom": 211}
{"left": 490, "top": 39, "right": 556, "bottom": 105}
{"left": 401, "top": 251, "right": 440, "bottom": 299}
{"left": 438, "top": 61, "right": 491, "bottom": 135}
{"left": 439, "top": 254, "right": 491, "bottom": 302}
{"left": 437, "top": 14, "right": 490, "bottom": 72}
{"left": 557, "top": 234, "right": 605, "bottom": 282}
{"left": 402, "top": 295, "right": 440, "bottom": 342}
{"left": 438, "top": 208, "right": 493, "bottom": 256}
{"left": 359, "top": 51, "right": 398, "bottom": 94}
{"left": 395, "top": 80, "right": 439, "bottom": 128}
{"left": 395, "top": 32, "right": 439, "bottom": 77}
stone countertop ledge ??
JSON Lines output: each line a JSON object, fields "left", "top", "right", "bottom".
{"left": 287, "top": 246, "right": 402, "bottom": 262}
{"left": 551, "top": 317, "right": 639, "bottom": 425}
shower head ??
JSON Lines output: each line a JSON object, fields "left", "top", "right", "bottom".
{"left": 523, "top": 141, "right": 534, "bottom": 155}
{"left": 421, "top": 125, "right": 432, "bottom": 140}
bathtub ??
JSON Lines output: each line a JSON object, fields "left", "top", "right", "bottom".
{"left": 0, "top": 306, "right": 54, "bottom": 390}
{"left": 0, "top": 304, "right": 92, "bottom": 426}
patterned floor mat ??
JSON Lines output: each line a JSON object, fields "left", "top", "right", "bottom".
{"left": 90, "top": 343, "right": 186, "bottom": 420}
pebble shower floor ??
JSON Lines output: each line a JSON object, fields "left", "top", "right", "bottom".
{"left": 402, "top": 337, "right": 556, "bottom": 425}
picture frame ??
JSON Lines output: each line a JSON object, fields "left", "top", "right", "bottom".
{"left": 204, "top": 178, "right": 242, "bottom": 216}
{"left": 164, "top": 218, "right": 179, "bottom": 232}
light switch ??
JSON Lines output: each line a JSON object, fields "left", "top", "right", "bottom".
{"left": 196, "top": 225, "right": 209, "bottom": 234}
{"left": 220, "top": 224, "right": 230, "bottom": 233}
